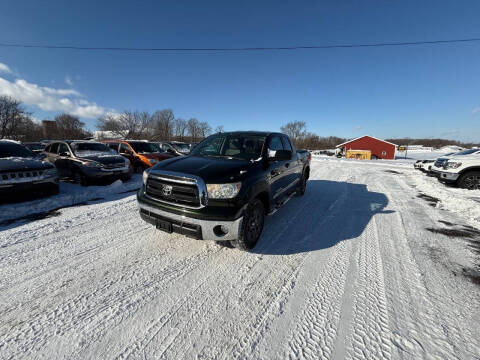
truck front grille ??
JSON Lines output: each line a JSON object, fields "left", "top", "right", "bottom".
{"left": 434, "top": 159, "right": 448, "bottom": 168}
{"left": 146, "top": 176, "right": 200, "bottom": 208}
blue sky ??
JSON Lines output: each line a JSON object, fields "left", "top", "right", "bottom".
{"left": 0, "top": 0, "right": 479, "bottom": 141}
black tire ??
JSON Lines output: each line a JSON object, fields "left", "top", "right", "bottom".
{"left": 296, "top": 174, "right": 307, "bottom": 196}
{"left": 457, "top": 171, "right": 480, "bottom": 190}
{"left": 73, "top": 171, "right": 88, "bottom": 186}
{"left": 230, "top": 198, "right": 265, "bottom": 251}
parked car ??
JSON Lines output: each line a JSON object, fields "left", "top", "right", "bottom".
{"left": 431, "top": 149, "right": 480, "bottom": 178}
{"left": 157, "top": 141, "right": 191, "bottom": 156}
{"left": 437, "top": 149, "right": 480, "bottom": 189}
{"left": 23, "top": 142, "right": 45, "bottom": 155}
{"left": 102, "top": 140, "right": 175, "bottom": 173}
{"left": 44, "top": 141, "right": 131, "bottom": 186}
{"left": 0, "top": 140, "right": 58, "bottom": 200}
{"left": 137, "top": 131, "right": 311, "bottom": 250}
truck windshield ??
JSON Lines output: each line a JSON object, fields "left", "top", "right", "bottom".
{"left": 0, "top": 143, "right": 35, "bottom": 158}
{"left": 130, "top": 142, "right": 161, "bottom": 154}
{"left": 191, "top": 134, "right": 266, "bottom": 160}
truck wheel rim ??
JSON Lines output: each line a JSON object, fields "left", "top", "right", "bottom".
{"left": 247, "top": 206, "right": 263, "bottom": 244}
{"left": 464, "top": 175, "right": 480, "bottom": 190}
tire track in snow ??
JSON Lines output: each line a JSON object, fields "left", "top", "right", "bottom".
{"left": 284, "top": 240, "right": 350, "bottom": 360}
{"left": 373, "top": 172, "right": 475, "bottom": 359}
{"left": 0, "top": 240, "right": 225, "bottom": 359}
{"left": 345, "top": 216, "right": 392, "bottom": 360}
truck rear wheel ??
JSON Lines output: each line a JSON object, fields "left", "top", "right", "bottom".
{"left": 296, "top": 173, "right": 307, "bottom": 196}
{"left": 457, "top": 171, "right": 480, "bottom": 190}
{"left": 230, "top": 198, "right": 265, "bottom": 251}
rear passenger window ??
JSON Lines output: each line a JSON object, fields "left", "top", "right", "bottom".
{"left": 49, "top": 143, "right": 59, "bottom": 154}
{"left": 58, "top": 143, "right": 69, "bottom": 154}
{"left": 281, "top": 136, "right": 293, "bottom": 152}
{"left": 268, "top": 136, "right": 284, "bottom": 151}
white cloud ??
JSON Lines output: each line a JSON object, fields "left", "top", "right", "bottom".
{"left": 473, "top": 108, "right": 480, "bottom": 114}
{"left": 0, "top": 63, "right": 12, "bottom": 74}
{"left": 65, "top": 75, "right": 74, "bottom": 86}
{"left": 0, "top": 76, "right": 110, "bottom": 119}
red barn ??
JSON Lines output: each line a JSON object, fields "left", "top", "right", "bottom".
{"left": 336, "top": 135, "right": 397, "bottom": 160}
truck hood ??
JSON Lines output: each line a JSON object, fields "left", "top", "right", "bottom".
{"left": 151, "top": 155, "right": 254, "bottom": 183}
{"left": 0, "top": 157, "right": 55, "bottom": 173}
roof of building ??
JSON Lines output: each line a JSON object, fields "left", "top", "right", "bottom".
{"left": 336, "top": 135, "right": 398, "bottom": 148}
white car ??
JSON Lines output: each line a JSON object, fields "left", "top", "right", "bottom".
{"left": 436, "top": 149, "right": 480, "bottom": 189}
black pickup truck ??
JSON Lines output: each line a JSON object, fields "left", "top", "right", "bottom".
{"left": 137, "top": 131, "right": 310, "bottom": 250}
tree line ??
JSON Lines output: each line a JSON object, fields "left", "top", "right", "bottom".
{"left": 1, "top": 96, "right": 479, "bottom": 148}
{"left": 96, "top": 110, "right": 218, "bottom": 142}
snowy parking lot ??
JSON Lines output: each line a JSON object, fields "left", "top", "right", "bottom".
{"left": 0, "top": 158, "right": 479, "bottom": 359}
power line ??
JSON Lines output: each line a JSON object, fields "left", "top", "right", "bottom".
{"left": 0, "top": 37, "right": 480, "bottom": 52}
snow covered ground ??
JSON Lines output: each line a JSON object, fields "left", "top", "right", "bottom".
{"left": 0, "top": 159, "right": 479, "bottom": 359}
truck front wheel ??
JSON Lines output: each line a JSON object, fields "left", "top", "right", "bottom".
{"left": 230, "top": 198, "right": 265, "bottom": 251}
{"left": 457, "top": 171, "right": 480, "bottom": 190}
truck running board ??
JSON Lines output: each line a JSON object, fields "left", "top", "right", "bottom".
{"left": 268, "top": 191, "right": 296, "bottom": 216}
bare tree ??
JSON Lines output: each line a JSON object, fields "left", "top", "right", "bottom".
{"left": 198, "top": 121, "right": 212, "bottom": 139}
{"left": 174, "top": 118, "right": 188, "bottom": 140}
{"left": 187, "top": 118, "right": 200, "bottom": 142}
{"left": 152, "top": 109, "right": 175, "bottom": 141}
{"left": 97, "top": 111, "right": 153, "bottom": 139}
{"left": 215, "top": 125, "right": 224, "bottom": 133}
{"left": 0, "top": 96, "right": 29, "bottom": 139}
{"left": 280, "top": 121, "right": 306, "bottom": 145}
{"left": 54, "top": 113, "right": 87, "bottom": 139}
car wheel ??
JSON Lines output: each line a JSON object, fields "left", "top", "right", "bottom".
{"left": 296, "top": 174, "right": 307, "bottom": 196}
{"left": 457, "top": 171, "right": 480, "bottom": 190}
{"left": 74, "top": 171, "right": 88, "bottom": 186}
{"left": 230, "top": 198, "right": 265, "bottom": 251}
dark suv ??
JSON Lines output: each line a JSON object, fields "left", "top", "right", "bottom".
{"left": 0, "top": 140, "right": 59, "bottom": 201}
{"left": 138, "top": 131, "right": 310, "bottom": 250}
{"left": 44, "top": 141, "right": 131, "bottom": 185}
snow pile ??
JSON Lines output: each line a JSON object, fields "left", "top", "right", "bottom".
{"left": 0, "top": 174, "right": 142, "bottom": 223}
{"left": 410, "top": 171, "right": 480, "bottom": 227}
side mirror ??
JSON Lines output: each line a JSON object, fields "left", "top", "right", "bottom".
{"left": 167, "top": 149, "right": 175, "bottom": 154}
{"left": 59, "top": 151, "right": 70, "bottom": 157}
{"left": 271, "top": 149, "right": 292, "bottom": 161}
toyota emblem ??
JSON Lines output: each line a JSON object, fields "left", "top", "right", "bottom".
{"left": 162, "top": 184, "right": 173, "bottom": 196}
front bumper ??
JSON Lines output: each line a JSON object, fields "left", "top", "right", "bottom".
{"left": 138, "top": 201, "right": 243, "bottom": 241}
{"left": 438, "top": 171, "right": 460, "bottom": 182}
{"left": 82, "top": 166, "right": 131, "bottom": 179}
{"left": 0, "top": 178, "right": 59, "bottom": 199}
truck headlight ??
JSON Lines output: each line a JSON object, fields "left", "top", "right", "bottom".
{"left": 143, "top": 170, "right": 149, "bottom": 185}
{"left": 445, "top": 161, "right": 462, "bottom": 169}
{"left": 124, "top": 158, "right": 130, "bottom": 166}
{"left": 207, "top": 183, "right": 241, "bottom": 199}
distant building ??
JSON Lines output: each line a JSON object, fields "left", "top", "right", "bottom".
{"left": 336, "top": 135, "right": 397, "bottom": 160}
{"left": 41, "top": 120, "right": 57, "bottom": 138}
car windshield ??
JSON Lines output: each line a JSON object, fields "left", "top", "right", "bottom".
{"left": 191, "top": 134, "right": 266, "bottom": 160}
{"left": 72, "top": 142, "right": 113, "bottom": 155}
{"left": 171, "top": 143, "right": 191, "bottom": 153}
{"left": 0, "top": 142, "right": 35, "bottom": 158}
{"left": 130, "top": 142, "right": 162, "bottom": 154}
